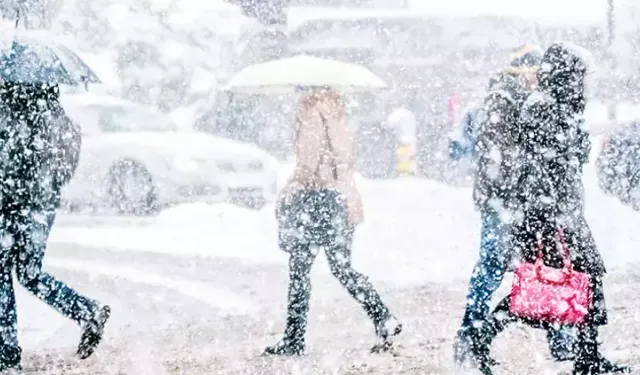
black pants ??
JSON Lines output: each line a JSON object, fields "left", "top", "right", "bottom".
{"left": 0, "top": 182, "right": 99, "bottom": 358}
{"left": 278, "top": 189, "right": 391, "bottom": 345}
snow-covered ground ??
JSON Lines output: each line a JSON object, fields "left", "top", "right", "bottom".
{"left": 48, "top": 158, "right": 640, "bottom": 287}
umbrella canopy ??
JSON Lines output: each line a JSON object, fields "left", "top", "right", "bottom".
{"left": 0, "top": 32, "right": 101, "bottom": 85}
{"left": 225, "top": 55, "right": 387, "bottom": 93}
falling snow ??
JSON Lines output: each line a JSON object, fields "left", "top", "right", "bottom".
{"left": 0, "top": 0, "right": 639, "bottom": 374}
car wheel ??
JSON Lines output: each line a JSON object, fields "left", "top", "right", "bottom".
{"left": 107, "top": 159, "right": 158, "bottom": 215}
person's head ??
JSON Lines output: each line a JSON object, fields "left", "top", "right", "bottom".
{"left": 296, "top": 86, "right": 346, "bottom": 118}
{"left": 537, "top": 42, "right": 590, "bottom": 113}
{"left": 503, "top": 44, "right": 543, "bottom": 89}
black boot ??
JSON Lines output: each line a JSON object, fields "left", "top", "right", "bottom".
{"left": 263, "top": 310, "right": 307, "bottom": 357}
{"left": 263, "top": 321, "right": 307, "bottom": 357}
{"left": 264, "top": 263, "right": 310, "bottom": 357}
{"left": 371, "top": 316, "right": 402, "bottom": 353}
{"left": 573, "top": 325, "right": 631, "bottom": 374}
{"left": 453, "top": 325, "right": 496, "bottom": 375}
{"left": 547, "top": 326, "right": 577, "bottom": 362}
{"left": 263, "top": 339, "right": 305, "bottom": 356}
{"left": 0, "top": 345, "right": 21, "bottom": 372}
{"left": 77, "top": 305, "right": 111, "bottom": 360}
{"left": 454, "top": 300, "right": 511, "bottom": 371}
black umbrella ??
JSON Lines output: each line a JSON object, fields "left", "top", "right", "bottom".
{"left": 0, "top": 33, "right": 101, "bottom": 85}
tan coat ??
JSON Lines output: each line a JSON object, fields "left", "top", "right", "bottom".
{"left": 278, "top": 91, "right": 364, "bottom": 226}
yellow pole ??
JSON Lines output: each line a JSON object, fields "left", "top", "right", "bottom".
{"left": 396, "top": 142, "right": 416, "bottom": 176}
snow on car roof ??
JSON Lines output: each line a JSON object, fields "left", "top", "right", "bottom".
{"left": 61, "top": 93, "right": 155, "bottom": 111}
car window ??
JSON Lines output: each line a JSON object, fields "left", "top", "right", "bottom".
{"left": 95, "top": 106, "right": 177, "bottom": 132}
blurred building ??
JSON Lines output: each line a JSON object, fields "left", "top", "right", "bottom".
{"left": 216, "top": 0, "right": 640, "bottom": 176}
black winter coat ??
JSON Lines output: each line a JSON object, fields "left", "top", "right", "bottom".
{"left": 510, "top": 43, "right": 605, "bottom": 276}
{"left": 473, "top": 72, "right": 531, "bottom": 212}
{"left": 0, "top": 82, "right": 81, "bottom": 204}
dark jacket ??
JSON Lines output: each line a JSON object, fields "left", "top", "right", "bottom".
{"left": 0, "top": 82, "right": 81, "bottom": 203}
{"left": 510, "top": 43, "right": 604, "bottom": 276}
{"left": 449, "top": 107, "right": 484, "bottom": 161}
{"left": 473, "top": 72, "right": 531, "bottom": 211}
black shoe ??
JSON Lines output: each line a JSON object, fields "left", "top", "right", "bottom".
{"left": 573, "top": 357, "right": 631, "bottom": 375}
{"left": 548, "top": 327, "right": 578, "bottom": 362}
{"left": 77, "top": 305, "right": 111, "bottom": 360}
{"left": 0, "top": 345, "right": 21, "bottom": 372}
{"left": 454, "top": 327, "right": 498, "bottom": 372}
{"left": 574, "top": 347, "right": 631, "bottom": 375}
{"left": 371, "top": 316, "right": 402, "bottom": 353}
{"left": 551, "top": 349, "right": 576, "bottom": 362}
{"left": 598, "top": 358, "right": 632, "bottom": 374}
{"left": 263, "top": 339, "right": 305, "bottom": 356}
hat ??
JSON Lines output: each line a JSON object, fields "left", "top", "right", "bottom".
{"left": 503, "top": 44, "right": 543, "bottom": 75}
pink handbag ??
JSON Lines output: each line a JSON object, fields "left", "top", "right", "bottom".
{"left": 509, "top": 228, "right": 593, "bottom": 325}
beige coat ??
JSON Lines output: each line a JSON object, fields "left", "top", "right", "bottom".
{"left": 278, "top": 92, "right": 364, "bottom": 226}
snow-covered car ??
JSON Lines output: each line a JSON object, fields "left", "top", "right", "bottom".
{"left": 60, "top": 94, "right": 279, "bottom": 214}
{"left": 596, "top": 121, "right": 640, "bottom": 210}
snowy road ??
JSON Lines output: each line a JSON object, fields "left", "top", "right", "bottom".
{"left": 18, "top": 242, "right": 640, "bottom": 375}
{"left": 13, "top": 160, "right": 640, "bottom": 374}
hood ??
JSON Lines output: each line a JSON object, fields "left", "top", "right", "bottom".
{"left": 538, "top": 42, "right": 590, "bottom": 114}
{"left": 503, "top": 44, "right": 543, "bottom": 75}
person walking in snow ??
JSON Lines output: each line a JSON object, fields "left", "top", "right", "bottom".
{"left": 454, "top": 44, "right": 577, "bottom": 367}
{"left": 474, "top": 42, "right": 630, "bottom": 375}
{"left": 264, "top": 88, "right": 401, "bottom": 356}
{"left": 448, "top": 106, "right": 486, "bottom": 161}
{"left": 0, "top": 80, "right": 110, "bottom": 371}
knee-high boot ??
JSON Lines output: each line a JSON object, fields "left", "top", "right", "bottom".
{"left": 573, "top": 324, "right": 630, "bottom": 375}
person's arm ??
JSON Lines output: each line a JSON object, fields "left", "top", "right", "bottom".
{"left": 473, "top": 96, "right": 503, "bottom": 209}
{"left": 513, "top": 96, "right": 559, "bottom": 212}
{"left": 473, "top": 91, "right": 517, "bottom": 210}
{"left": 449, "top": 111, "right": 477, "bottom": 161}
{"left": 575, "top": 124, "right": 591, "bottom": 165}
{"left": 50, "top": 106, "right": 82, "bottom": 188}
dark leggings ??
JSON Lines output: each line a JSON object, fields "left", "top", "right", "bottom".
{"left": 0, "top": 189, "right": 99, "bottom": 352}
{"left": 278, "top": 189, "right": 391, "bottom": 344}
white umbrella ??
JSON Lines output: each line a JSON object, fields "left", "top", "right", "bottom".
{"left": 225, "top": 55, "right": 387, "bottom": 93}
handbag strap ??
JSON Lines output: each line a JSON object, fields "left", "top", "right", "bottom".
{"left": 319, "top": 113, "right": 339, "bottom": 181}
{"left": 294, "top": 113, "right": 339, "bottom": 186}
{"left": 536, "top": 228, "right": 572, "bottom": 269}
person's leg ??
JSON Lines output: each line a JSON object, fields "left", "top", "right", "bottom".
{"left": 264, "top": 241, "right": 317, "bottom": 355}
{"left": 14, "top": 196, "right": 100, "bottom": 323}
{"left": 573, "top": 276, "right": 630, "bottom": 374}
{"left": 461, "top": 210, "right": 508, "bottom": 328}
{"left": 14, "top": 192, "right": 110, "bottom": 359}
{"left": 546, "top": 325, "right": 578, "bottom": 361}
{"left": 266, "top": 191, "right": 319, "bottom": 355}
{"left": 455, "top": 210, "right": 508, "bottom": 366}
{"left": 324, "top": 227, "right": 399, "bottom": 339}
{"left": 0, "top": 251, "right": 21, "bottom": 371}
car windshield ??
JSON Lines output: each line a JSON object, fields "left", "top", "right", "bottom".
{"left": 95, "top": 105, "right": 178, "bottom": 132}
